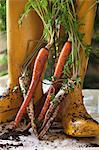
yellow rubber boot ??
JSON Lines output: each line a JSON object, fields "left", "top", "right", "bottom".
{"left": 61, "top": 86, "right": 99, "bottom": 137}
{"left": 0, "top": 0, "right": 43, "bottom": 123}
{"left": 77, "top": 0, "right": 97, "bottom": 83}
{"left": 61, "top": 0, "right": 99, "bottom": 137}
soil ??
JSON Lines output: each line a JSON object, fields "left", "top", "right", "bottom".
{"left": 0, "top": 122, "right": 99, "bottom": 149}
{"left": 0, "top": 129, "right": 31, "bottom": 141}
{"left": 0, "top": 143, "right": 23, "bottom": 149}
{"left": 0, "top": 123, "right": 31, "bottom": 149}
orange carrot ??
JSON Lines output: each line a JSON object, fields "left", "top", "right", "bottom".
{"left": 38, "top": 86, "right": 55, "bottom": 122}
{"left": 53, "top": 41, "right": 71, "bottom": 79}
{"left": 14, "top": 47, "right": 49, "bottom": 127}
{"left": 37, "top": 40, "right": 71, "bottom": 123}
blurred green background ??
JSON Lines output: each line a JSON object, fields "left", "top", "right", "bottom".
{"left": 0, "top": 1, "right": 99, "bottom": 88}
{"left": 0, "top": 0, "right": 7, "bottom": 77}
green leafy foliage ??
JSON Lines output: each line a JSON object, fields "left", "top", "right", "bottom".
{"left": 84, "top": 45, "right": 92, "bottom": 57}
{"left": 51, "top": 93, "right": 56, "bottom": 106}
{"left": 0, "top": 70, "right": 7, "bottom": 77}
{"left": 0, "top": 53, "right": 8, "bottom": 77}
{"left": 61, "top": 79, "right": 75, "bottom": 92}
{"left": 73, "top": 76, "right": 81, "bottom": 85}
{"left": 0, "top": 53, "right": 7, "bottom": 65}
{"left": 63, "top": 54, "right": 72, "bottom": 78}
{"left": 18, "top": 2, "right": 32, "bottom": 26}
{"left": 0, "top": 0, "right": 6, "bottom": 31}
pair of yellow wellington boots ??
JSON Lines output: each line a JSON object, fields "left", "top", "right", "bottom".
{"left": 0, "top": 0, "right": 99, "bottom": 137}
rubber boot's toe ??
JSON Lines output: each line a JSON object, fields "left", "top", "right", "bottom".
{"left": 64, "top": 118, "right": 99, "bottom": 137}
{"left": 0, "top": 87, "right": 23, "bottom": 123}
{"left": 61, "top": 86, "right": 99, "bottom": 137}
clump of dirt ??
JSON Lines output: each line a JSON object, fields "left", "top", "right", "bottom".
{"left": 0, "top": 129, "right": 31, "bottom": 141}
{"left": 0, "top": 123, "right": 31, "bottom": 149}
{"left": 85, "top": 143, "right": 99, "bottom": 147}
{"left": 0, "top": 143, "right": 23, "bottom": 149}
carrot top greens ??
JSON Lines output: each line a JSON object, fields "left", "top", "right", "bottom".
{"left": 19, "top": 0, "right": 96, "bottom": 80}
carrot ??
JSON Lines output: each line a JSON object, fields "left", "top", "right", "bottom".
{"left": 53, "top": 41, "right": 71, "bottom": 80}
{"left": 38, "top": 85, "right": 55, "bottom": 122}
{"left": 24, "top": 122, "right": 31, "bottom": 131}
{"left": 14, "top": 47, "right": 49, "bottom": 127}
{"left": 37, "top": 40, "right": 71, "bottom": 123}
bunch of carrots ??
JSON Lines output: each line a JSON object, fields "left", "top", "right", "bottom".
{"left": 13, "top": 0, "right": 89, "bottom": 139}
{"left": 14, "top": 40, "right": 72, "bottom": 138}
